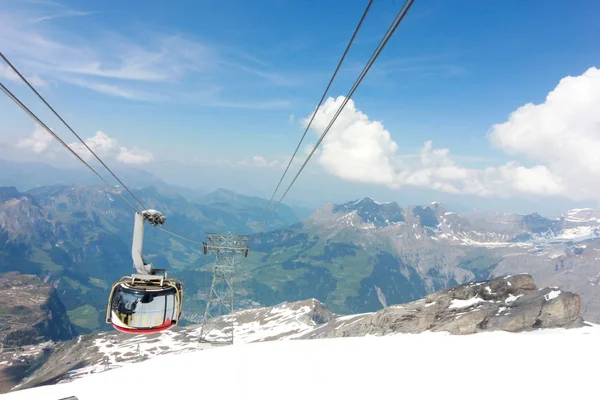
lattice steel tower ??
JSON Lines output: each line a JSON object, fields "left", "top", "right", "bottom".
{"left": 199, "top": 232, "right": 250, "bottom": 344}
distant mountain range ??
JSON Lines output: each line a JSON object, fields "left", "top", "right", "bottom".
{"left": 0, "top": 158, "right": 314, "bottom": 219}
{"left": 2, "top": 178, "right": 600, "bottom": 336}
{"left": 0, "top": 158, "right": 171, "bottom": 192}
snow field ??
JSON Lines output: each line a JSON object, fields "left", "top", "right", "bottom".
{"left": 3, "top": 324, "right": 600, "bottom": 400}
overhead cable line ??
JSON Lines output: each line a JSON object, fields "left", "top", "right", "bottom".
{"left": 0, "top": 52, "right": 148, "bottom": 211}
{"left": 260, "top": 0, "right": 374, "bottom": 226}
{"left": 156, "top": 226, "right": 205, "bottom": 246}
{"left": 263, "top": 0, "right": 415, "bottom": 226}
{"left": 0, "top": 81, "right": 141, "bottom": 213}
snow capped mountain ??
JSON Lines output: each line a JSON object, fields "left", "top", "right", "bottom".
{"left": 332, "top": 197, "right": 404, "bottom": 228}
{"left": 313, "top": 198, "right": 600, "bottom": 250}
{"left": 5, "top": 324, "right": 600, "bottom": 400}
{"left": 561, "top": 208, "right": 600, "bottom": 224}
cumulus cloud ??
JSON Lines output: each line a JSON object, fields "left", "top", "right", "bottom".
{"left": 394, "top": 143, "right": 565, "bottom": 197}
{"left": 302, "top": 96, "right": 398, "bottom": 185}
{"left": 305, "top": 67, "right": 600, "bottom": 201}
{"left": 17, "top": 124, "right": 53, "bottom": 153}
{"left": 117, "top": 147, "right": 154, "bottom": 164}
{"left": 68, "top": 131, "right": 153, "bottom": 165}
{"left": 68, "top": 131, "right": 118, "bottom": 157}
{"left": 488, "top": 66, "right": 600, "bottom": 200}
{"left": 16, "top": 127, "right": 154, "bottom": 165}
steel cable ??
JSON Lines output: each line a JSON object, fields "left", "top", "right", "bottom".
{"left": 263, "top": 0, "right": 415, "bottom": 227}
{"left": 260, "top": 0, "right": 374, "bottom": 228}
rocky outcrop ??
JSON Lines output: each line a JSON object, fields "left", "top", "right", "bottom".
{"left": 301, "top": 273, "right": 584, "bottom": 339}
{"left": 0, "top": 272, "right": 76, "bottom": 347}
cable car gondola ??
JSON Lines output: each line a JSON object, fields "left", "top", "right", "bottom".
{"left": 107, "top": 275, "right": 183, "bottom": 334}
{"left": 106, "top": 210, "right": 184, "bottom": 334}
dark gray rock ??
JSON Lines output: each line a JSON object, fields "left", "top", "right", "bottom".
{"left": 0, "top": 272, "right": 76, "bottom": 347}
{"left": 301, "top": 274, "right": 584, "bottom": 338}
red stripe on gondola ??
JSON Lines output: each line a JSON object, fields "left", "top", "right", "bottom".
{"left": 111, "top": 318, "right": 173, "bottom": 334}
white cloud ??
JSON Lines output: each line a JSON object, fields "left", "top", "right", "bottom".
{"left": 117, "top": 147, "right": 154, "bottom": 164}
{"left": 16, "top": 123, "right": 53, "bottom": 153}
{"left": 0, "top": 64, "right": 19, "bottom": 81}
{"left": 305, "top": 67, "right": 600, "bottom": 201}
{"left": 27, "top": 74, "right": 47, "bottom": 87}
{"left": 54, "top": 36, "right": 217, "bottom": 83}
{"left": 0, "top": 63, "right": 47, "bottom": 87}
{"left": 61, "top": 77, "right": 167, "bottom": 101}
{"left": 28, "top": 10, "right": 98, "bottom": 24}
{"left": 0, "top": 7, "right": 295, "bottom": 107}
{"left": 487, "top": 66, "right": 600, "bottom": 201}
{"left": 18, "top": 129, "right": 155, "bottom": 165}
{"left": 238, "top": 156, "right": 280, "bottom": 168}
{"left": 395, "top": 142, "right": 565, "bottom": 198}
{"left": 302, "top": 96, "right": 398, "bottom": 185}
{"left": 0, "top": 5, "right": 215, "bottom": 85}
{"left": 70, "top": 131, "right": 153, "bottom": 164}
{"left": 68, "top": 131, "right": 118, "bottom": 159}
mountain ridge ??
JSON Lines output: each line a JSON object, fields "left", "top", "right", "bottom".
{"left": 3, "top": 184, "right": 600, "bottom": 334}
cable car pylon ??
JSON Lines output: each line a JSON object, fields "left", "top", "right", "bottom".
{"left": 199, "top": 233, "right": 250, "bottom": 344}
{"left": 105, "top": 210, "right": 183, "bottom": 334}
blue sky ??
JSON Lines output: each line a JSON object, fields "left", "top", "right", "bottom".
{"left": 1, "top": 0, "right": 599, "bottom": 215}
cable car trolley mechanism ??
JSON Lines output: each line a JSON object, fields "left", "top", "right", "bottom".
{"left": 106, "top": 210, "right": 183, "bottom": 334}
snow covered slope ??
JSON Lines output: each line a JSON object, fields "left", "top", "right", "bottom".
{"left": 4, "top": 324, "right": 600, "bottom": 400}
{"left": 5, "top": 300, "right": 329, "bottom": 390}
